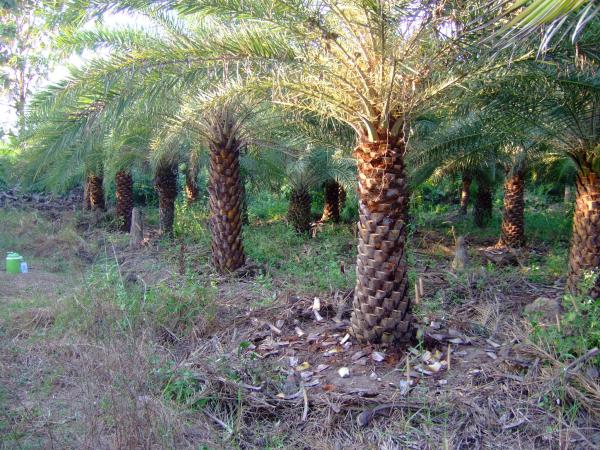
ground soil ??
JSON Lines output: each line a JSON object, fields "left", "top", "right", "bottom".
{"left": 1, "top": 203, "right": 599, "bottom": 449}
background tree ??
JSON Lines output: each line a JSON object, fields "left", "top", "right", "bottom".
{"left": 0, "top": 0, "right": 57, "bottom": 134}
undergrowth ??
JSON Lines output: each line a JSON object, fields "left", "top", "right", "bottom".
{"left": 528, "top": 273, "right": 600, "bottom": 366}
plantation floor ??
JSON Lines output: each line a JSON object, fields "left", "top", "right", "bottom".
{"left": 0, "top": 204, "right": 599, "bottom": 449}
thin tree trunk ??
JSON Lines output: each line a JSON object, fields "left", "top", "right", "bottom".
{"left": 208, "top": 142, "right": 245, "bottom": 272}
{"left": 350, "top": 139, "right": 412, "bottom": 345}
{"left": 115, "top": 170, "right": 134, "bottom": 232}
{"left": 288, "top": 185, "right": 311, "bottom": 233}
{"left": 321, "top": 180, "right": 340, "bottom": 222}
{"left": 497, "top": 171, "right": 525, "bottom": 248}
{"left": 88, "top": 174, "right": 106, "bottom": 211}
{"left": 155, "top": 164, "right": 178, "bottom": 237}
{"left": 567, "top": 170, "right": 600, "bottom": 296}
{"left": 459, "top": 174, "right": 472, "bottom": 215}
{"left": 473, "top": 181, "right": 492, "bottom": 228}
{"left": 129, "top": 208, "right": 144, "bottom": 248}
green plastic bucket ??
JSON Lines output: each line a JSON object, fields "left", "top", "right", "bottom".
{"left": 6, "top": 252, "right": 23, "bottom": 274}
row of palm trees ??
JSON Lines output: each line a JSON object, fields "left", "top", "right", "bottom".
{"left": 22, "top": 0, "right": 600, "bottom": 346}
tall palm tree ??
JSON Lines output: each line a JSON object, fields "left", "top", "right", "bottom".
{"left": 174, "top": 0, "right": 472, "bottom": 344}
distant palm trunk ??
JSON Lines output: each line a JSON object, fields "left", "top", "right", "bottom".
{"left": 473, "top": 180, "right": 493, "bottom": 228}
{"left": 350, "top": 137, "right": 412, "bottom": 345}
{"left": 338, "top": 184, "right": 347, "bottom": 214}
{"left": 208, "top": 141, "right": 245, "bottom": 272}
{"left": 83, "top": 175, "right": 92, "bottom": 210}
{"left": 321, "top": 180, "right": 340, "bottom": 222}
{"left": 88, "top": 173, "right": 106, "bottom": 211}
{"left": 185, "top": 160, "right": 199, "bottom": 204}
{"left": 459, "top": 174, "right": 472, "bottom": 215}
{"left": 567, "top": 169, "right": 600, "bottom": 297}
{"left": 115, "top": 170, "right": 134, "bottom": 232}
{"left": 155, "top": 163, "right": 178, "bottom": 237}
{"left": 288, "top": 185, "right": 311, "bottom": 233}
{"left": 498, "top": 171, "right": 525, "bottom": 248}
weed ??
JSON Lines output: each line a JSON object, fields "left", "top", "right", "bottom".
{"left": 528, "top": 275, "right": 600, "bottom": 366}
{"left": 245, "top": 222, "right": 356, "bottom": 292}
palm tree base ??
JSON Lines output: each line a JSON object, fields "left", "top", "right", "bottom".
{"left": 567, "top": 171, "right": 600, "bottom": 296}
{"left": 89, "top": 174, "right": 105, "bottom": 211}
{"left": 208, "top": 143, "right": 245, "bottom": 272}
{"left": 498, "top": 172, "right": 525, "bottom": 248}
{"left": 115, "top": 171, "right": 134, "bottom": 232}
{"left": 288, "top": 186, "right": 311, "bottom": 233}
{"left": 155, "top": 164, "right": 178, "bottom": 237}
{"left": 350, "top": 140, "right": 413, "bottom": 345}
{"left": 321, "top": 180, "right": 340, "bottom": 222}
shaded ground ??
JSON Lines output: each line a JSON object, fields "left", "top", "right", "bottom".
{"left": 0, "top": 202, "right": 599, "bottom": 449}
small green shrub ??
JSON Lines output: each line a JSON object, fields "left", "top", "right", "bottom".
{"left": 248, "top": 191, "right": 288, "bottom": 221}
{"left": 245, "top": 222, "right": 356, "bottom": 292}
{"left": 155, "top": 362, "right": 208, "bottom": 410}
{"left": 526, "top": 248, "right": 568, "bottom": 283}
{"left": 174, "top": 199, "right": 211, "bottom": 244}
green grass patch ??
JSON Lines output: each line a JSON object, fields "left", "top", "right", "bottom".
{"left": 245, "top": 222, "right": 356, "bottom": 293}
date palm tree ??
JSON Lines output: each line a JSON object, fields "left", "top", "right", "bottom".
{"left": 171, "top": 0, "right": 475, "bottom": 343}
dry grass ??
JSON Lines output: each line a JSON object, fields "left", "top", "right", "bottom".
{"left": 1, "top": 208, "right": 599, "bottom": 449}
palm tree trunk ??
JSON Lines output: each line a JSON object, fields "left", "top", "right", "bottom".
{"left": 208, "top": 142, "right": 245, "bottom": 272}
{"left": 498, "top": 171, "right": 525, "bottom": 248}
{"left": 88, "top": 174, "right": 106, "bottom": 211}
{"left": 459, "top": 174, "right": 472, "bottom": 215}
{"left": 288, "top": 185, "right": 311, "bottom": 233}
{"left": 115, "top": 170, "right": 134, "bottom": 232}
{"left": 83, "top": 175, "right": 92, "bottom": 210}
{"left": 185, "top": 167, "right": 199, "bottom": 204}
{"left": 350, "top": 139, "right": 412, "bottom": 345}
{"left": 473, "top": 181, "right": 492, "bottom": 228}
{"left": 338, "top": 184, "right": 347, "bottom": 213}
{"left": 321, "top": 180, "right": 340, "bottom": 222}
{"left": 155, "top": 164, "right": 178, "bottom": 237}
{"left": 567, "top": 170, "right": 600, "bottom": 296}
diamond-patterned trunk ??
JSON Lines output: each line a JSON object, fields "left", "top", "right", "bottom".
{"left": 350, "top": 140, "right": 412, "bottom": 345}
{"left": 88, "top": 174, "right": 106, "bottom": 211}
{"left": 155, "top": 164, "right": 178, "bottom": 237}
{"left": 208, "top": 142, "right": 245, "bottom": 272}
{"left": 567, "top": 171, "right": 600, "bottom": 296}
{"left": 115, "top": 170, "right": 134, "bottom": 232}
{"left": 498, "top": 171, "right": 525, "bottom": 248}
{"left": 459, "top": 174, "right": 472, "bottom": 215}
{"left": 288, "top": 186, "right": 311, "bottom": 233}
{"left": 321, "top": 180, "right": 340, "bottom": 222}
{"left": 473, "top": 181, "right": 492, "bottom": 228}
